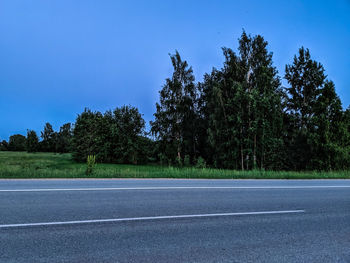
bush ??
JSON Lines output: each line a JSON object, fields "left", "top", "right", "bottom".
{"left": 158, "top": 153, "right": 168, "bottom": 166}
{"left": 196, "top": 156, "right": 206, "bottom": 169}
{"left": 86, "top": 155, "right": 96, "bottom": 175}
{"left": 184, "top": 155, "right": 190, "bottom": 167}
{"left": 176, "top": 156, "right": 182, "bottom": 167}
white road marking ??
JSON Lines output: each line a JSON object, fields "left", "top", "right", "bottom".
{"left": 0, "top": 210, "right": 305, "bottom": 228}
{"left": 0, "top": 186, "right": 349, "bottom": 192}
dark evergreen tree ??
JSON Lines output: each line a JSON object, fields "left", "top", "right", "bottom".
{"left": 26, "top": 130, "right": 39, "bottom": 152}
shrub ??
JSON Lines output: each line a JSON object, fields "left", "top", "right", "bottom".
{"left": 86, "top": 155, "right": 96, "bottom": 175}
{"left": 184, "top": 155, "right": 190, "bottom": 167}
{"left": 196, "top": 156, "right": 206, "bottom": 169}
{"left": 158, "top": 153, "right": 167, "bottom": 166}
{"left": 176, "top": 156, "right": 182, "bottom": 167}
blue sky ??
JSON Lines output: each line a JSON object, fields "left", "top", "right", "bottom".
{"left": 1, "top": 0, "right": 349, "bottom": 140}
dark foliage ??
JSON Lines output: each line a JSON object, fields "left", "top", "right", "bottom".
{"left": 40, "top": 123, "right": 57, "bottom": 152}
{"left": 26, "top": 130, "right": 39, "bottom": 153}
{"left": 150, "top": 31, "right": 350, "bottom": 170}
{"left": 4, "top": 31, "right": 350, "bottom": 171}
{"left": 150, "top": 51, "right": 199, "bottom": 165}
{"left": 284, "top": 47, "right": 348, "bottom": 170}
{"left": 56, "top": 123, "right": 73, "bottom": 153}
{"left": 0, "top": 140, "right": 8, "bottom": 151}
{"left": 8, "top": 134, "right": 26, "bottom": 151}
{"left": 72, "top": 106, "right": 150, "bottom": 164}
{"left": 198, "top": 32, "right": 284, "bottom": 170}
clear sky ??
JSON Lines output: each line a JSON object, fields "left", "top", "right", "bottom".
{"left": 1, "top": 0, "right": 349, "bottom": 140}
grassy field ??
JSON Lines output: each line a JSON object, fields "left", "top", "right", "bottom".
{"left": 0, "top": 151, "right": 350, "bottom": 179}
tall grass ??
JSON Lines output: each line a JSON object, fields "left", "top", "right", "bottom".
{"left": 0, "top": 151, "right": 349, "bottom": 179}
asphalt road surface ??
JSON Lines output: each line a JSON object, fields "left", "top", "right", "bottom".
{"left": 1, "top": 179, "right": 350, "bottom": 263}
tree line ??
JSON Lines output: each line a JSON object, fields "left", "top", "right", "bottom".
{"left": 0, "top": 123, "right": 73, "bottom": 153}
{"left": 1, "top": 31, "right": 349, "bottom": 171}
{"left": 150, "top": 31, "right": 350, "bottom": 170}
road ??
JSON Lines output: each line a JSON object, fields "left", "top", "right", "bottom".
{"left": 1, "top": 179, "right": 350, "bottom": 262}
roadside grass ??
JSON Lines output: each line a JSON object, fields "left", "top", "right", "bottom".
{"left": 0, "top": 151, "right": 350, "bottom": 179}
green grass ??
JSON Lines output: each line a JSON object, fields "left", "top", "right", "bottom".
{"left": 0, "top": 151, "right": 350, "bottom": 179}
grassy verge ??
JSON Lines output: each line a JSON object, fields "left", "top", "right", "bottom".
{"left": 0, "top": 151, "right": 349, "bottom": 179}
